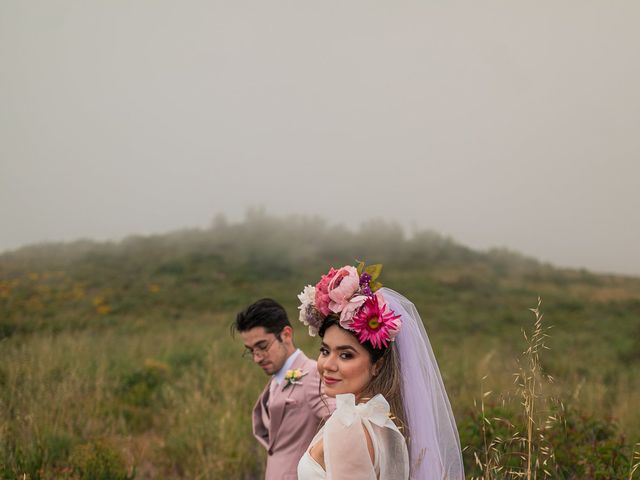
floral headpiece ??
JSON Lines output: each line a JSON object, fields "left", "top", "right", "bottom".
{"left": 297, "top": 262, "right": 402, "bottom": 349}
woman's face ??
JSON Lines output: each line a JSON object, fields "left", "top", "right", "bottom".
{"left": 317, "top": 324, "right": 374, "bottom": 399}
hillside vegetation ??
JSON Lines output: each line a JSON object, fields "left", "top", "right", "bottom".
{"left": 2, "top": 211, "right": 639, "bottom": 478}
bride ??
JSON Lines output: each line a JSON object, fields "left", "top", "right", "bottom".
{"left": 296, "top": 263, "right": 464, "bottom": 479}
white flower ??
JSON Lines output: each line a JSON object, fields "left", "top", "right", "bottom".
{"left": 297, "top": 285, "right": 316, "bottom": 326}
{"left": 298, "top": 285, "right": 316, "bottom": 305}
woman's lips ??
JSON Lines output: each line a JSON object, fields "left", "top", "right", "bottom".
{"left": 323, "top": 376, "right": 340, "bottom": 385}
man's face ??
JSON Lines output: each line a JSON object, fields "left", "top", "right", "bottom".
{"left": 239, "top": 326, "right": 289, "bottom": 375}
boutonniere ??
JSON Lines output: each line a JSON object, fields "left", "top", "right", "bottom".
{"left": 283, "top": 368, "right": 307, "bottom": 389}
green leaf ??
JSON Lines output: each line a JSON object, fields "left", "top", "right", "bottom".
{"left": 370, "top": 280, "right": 383, "bottom": 292}
{"left": 364, "top": 264, "right": 383, "bottom": 282}
{"left": 356, "top": 260, "right": 365, "bottom": 276}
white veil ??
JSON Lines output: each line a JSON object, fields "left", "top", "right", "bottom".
{"left": 381, "top": 288, "right": 465, "bottom": 480}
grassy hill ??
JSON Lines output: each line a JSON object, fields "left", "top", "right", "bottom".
{"left": 2, "top": 211, "right": 639, "bottom": 478}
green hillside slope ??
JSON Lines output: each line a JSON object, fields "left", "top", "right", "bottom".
{"left": 2, "top": 212, "right": 639, "bottom": 478}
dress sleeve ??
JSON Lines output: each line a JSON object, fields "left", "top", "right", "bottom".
{"left": 323, "top": 405, "right": 377, "bottom": 480}
{"left": 323, "top": 393, "right": 409, "bottom": 480}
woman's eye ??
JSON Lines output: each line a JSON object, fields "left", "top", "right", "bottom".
{"left": 340, "top": 353, "right": 352, "bottom": 360}
{"left": 319, "top": 348, "right": 328, "bottom": 356}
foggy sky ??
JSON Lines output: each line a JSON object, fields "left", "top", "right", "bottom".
{"left": 1, "top": 1, "right": 639, "bottom": 275}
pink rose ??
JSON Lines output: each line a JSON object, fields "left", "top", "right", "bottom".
{"left": 338, "top": 294, "right": 367, "bottom": 328}
{"left": 328, "top": 266, "right": 360, "bottom": 313}
{"left": 314, "top": 268, "right": 338, "bottom": 316}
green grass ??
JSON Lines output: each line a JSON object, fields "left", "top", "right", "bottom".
{"left": 1, "top": 213, "right": 640, "bottom": 478}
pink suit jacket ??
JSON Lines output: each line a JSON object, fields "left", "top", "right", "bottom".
{"left": 252, "top": 351, "right": 334, "bottom": 480}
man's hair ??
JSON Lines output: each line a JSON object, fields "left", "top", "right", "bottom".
{"left": 233, "top": 298, "right": 291, "bottom": 336}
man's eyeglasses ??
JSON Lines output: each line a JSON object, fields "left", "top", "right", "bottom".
{"left": 242, "top": 336, "right": 279, "bottom": 359}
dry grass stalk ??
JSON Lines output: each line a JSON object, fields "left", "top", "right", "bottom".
{"left": 511, "top": 297, "right": 556, "bottom": 480}
{"left": 470, "top": 297, "right": 557, "bottom": 480}
{"left": 514, "top": 297, "right": 556, "bottom": 480}
{"left": 630, "top": 442, "right": 640, "bottom": 480}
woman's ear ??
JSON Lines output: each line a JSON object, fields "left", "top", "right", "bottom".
{"left": 372, "top": 357, "right": 385, "bottom": 376}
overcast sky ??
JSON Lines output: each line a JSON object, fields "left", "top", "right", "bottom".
{"left": 1, "top": 1, "right": 639, "bottom": 275}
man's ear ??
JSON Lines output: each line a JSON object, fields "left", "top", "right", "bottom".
{"left": 281, "top": 325, "right": 294, "bottom": 342}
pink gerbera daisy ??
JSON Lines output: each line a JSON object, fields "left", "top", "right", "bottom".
{"left": 350, "top": 293, "right": 401, "bottom": 349}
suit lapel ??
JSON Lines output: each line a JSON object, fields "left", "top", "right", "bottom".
{"left": 268, "top": 352, "right": 309, "bottom": 449}
{"left": 252, "top": 381, "right": 271, "bottom": 449}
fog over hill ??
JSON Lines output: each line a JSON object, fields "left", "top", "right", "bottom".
{"left": 2, "top": 212, "right": 639, "bottom": 284}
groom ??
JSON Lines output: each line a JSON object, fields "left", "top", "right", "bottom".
{"left": 234, "top": 298, "right": 333, "bottom": 480}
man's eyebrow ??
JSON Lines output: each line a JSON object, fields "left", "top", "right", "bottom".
{"left": 245, "top": 340, "right": 268, "bottom": 349}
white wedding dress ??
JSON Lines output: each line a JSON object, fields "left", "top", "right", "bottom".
{"left": 297, "top": 393, "right": 409, "bottom": 480}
